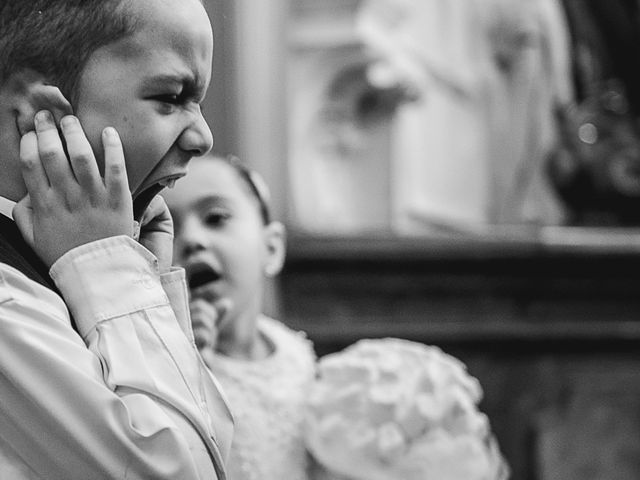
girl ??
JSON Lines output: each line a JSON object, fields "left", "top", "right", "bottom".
{"left": 163, "top": 154, "right": 316, "bottom": 480}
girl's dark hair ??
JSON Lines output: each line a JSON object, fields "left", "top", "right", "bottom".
{"left": 0, "top": 0, "right": 138, "bottom": 100}
{"left": 218, "top": 155, "right": 272, "bottom": 225}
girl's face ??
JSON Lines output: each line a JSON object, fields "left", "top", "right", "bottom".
{"left": 163, "top": 158, "right": 284, "bottom": 327}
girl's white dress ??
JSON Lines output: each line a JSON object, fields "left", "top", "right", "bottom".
{"left": 208, "top": 315, "right": 317, "bottom": 480}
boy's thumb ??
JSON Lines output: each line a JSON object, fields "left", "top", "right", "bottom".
{"left": 12, "top": 195, "right": 35, "bottom": 247}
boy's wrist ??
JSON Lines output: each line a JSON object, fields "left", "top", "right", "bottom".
{"left": 50, "top": 236, "right": 168, "bottom": 337}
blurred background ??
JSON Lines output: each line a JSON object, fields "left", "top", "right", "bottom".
{"left": 202, "top": 1, "right": 640, "bottom": 478}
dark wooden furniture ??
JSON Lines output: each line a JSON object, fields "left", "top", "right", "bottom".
{"left": 281, "top": 227, "right": 640, "bottom": 480}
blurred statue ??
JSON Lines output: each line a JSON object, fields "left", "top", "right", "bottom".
{"left": 547, "top": 0, "right": 640, "bottom": 225}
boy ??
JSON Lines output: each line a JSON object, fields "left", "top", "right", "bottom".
{"left": 0, "top": 1, "right": 232, "bottom": 479}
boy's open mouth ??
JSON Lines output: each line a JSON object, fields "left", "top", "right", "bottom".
{"left": 132, "top": 176, "right": 184, "bottom": 221}
{"left": 186, "top": 262, "right": 221, "bottom": 290}
{"left": 132, "top": 183, "right": 164, "bottom": 221}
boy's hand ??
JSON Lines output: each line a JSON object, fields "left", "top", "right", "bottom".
{"left": 190, "top": 298, "right": 231, "bottom": 367}
{"left": 137, "top": 195, "right": 173, "bottom": 273}
{"left": 13, "top": 111, "right": 133, "bottom": 268}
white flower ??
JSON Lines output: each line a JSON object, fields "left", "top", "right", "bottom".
{"left": 305, "top": 338, "right": 509, "bottom": 480}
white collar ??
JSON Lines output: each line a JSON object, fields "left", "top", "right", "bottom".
{"left": 0, "top": 195, "right": 16, "bottom": 220}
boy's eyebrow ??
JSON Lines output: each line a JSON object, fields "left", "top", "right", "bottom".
{"left": 142, "top": 73, "right": 208, "bottom": 99}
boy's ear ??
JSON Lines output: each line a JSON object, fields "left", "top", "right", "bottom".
{"left": 4, "top": 70, "right": 73, "bottom": 135}
{"left": 263, "top": 221, "right": 286, "bottom": 278}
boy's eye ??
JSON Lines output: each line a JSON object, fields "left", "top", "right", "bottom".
{"left": 155, "top": 94, "right": 181, "bottom": 104}
{"left": 151, "top": 93, "right": 188, "bottom": 114}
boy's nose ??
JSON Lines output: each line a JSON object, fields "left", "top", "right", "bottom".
{"left": 179, "top": 108, "right": 213, "bottom": 156}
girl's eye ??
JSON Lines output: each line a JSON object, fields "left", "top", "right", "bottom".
{"left": 203, "top": 211, "right": 230, "bottom": 227}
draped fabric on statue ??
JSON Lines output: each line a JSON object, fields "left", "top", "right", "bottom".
{"left": 356, "top": 0, "right": 574, "bottom": 231}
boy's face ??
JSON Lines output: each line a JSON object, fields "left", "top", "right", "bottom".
{"left": 163, "top": 159, "right": 272, "bottom": 320}
{"left": 73, "top": 0, "right": 214, "bottom": 217}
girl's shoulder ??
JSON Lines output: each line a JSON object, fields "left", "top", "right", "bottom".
{"left": 259, "top": 315, "right": 317, "bottom": 364}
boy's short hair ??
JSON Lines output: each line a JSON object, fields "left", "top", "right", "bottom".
{"left": 0, "top": 0, "right": 137, "bottom": 100}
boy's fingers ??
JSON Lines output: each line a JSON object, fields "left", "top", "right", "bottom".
{"left": 15, "top": 85, "right": 73, "bottom": 136}
{"left": 102, "top": 127, "right": 130, "bottom": 204}
{"left": 35, "top": 86, "right": 74, "bottom": 126}
{"left": 140, "top": 195, "right": 170, "bottom": 226}
{"left": 12, "top": 196, "right": 35, "bottom": 248}
{"left": 60, "top": 115, "right": 101, "bottom": 190}
{"left": 19, "top": 131, "right": 49, "bottom": 203}
{"left": 139, "top": 195, "right": 173, "bottom": 237}
{"left": 34, "top": 110, "right": 74, "bottom": 188}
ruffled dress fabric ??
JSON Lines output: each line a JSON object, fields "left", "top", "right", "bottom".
{"left": 208, "top": 316, "right": 317, "bottom": 480}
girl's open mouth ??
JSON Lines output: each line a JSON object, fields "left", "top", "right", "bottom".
{"left": 186, "top": 262, "right": 221, "bottom": 290}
